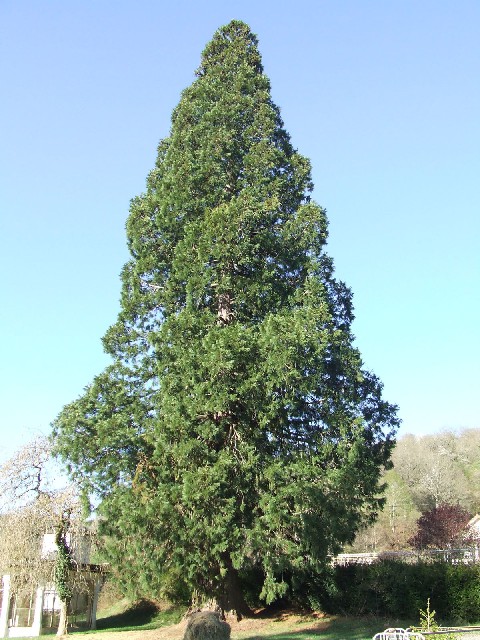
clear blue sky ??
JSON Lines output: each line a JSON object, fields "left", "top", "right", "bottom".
{"left": 1, "top": 0, "right": 479, "bottom": 462}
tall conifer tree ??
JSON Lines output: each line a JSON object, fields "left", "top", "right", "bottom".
{"left": 53, "top": 21, "right": 398, "bottom": 614}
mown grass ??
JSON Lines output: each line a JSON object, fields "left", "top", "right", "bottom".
{"left": 24, "top": 596, "right": 479, "bottom": 640}
{"left": 233, "top": 615, "right": 404, "bottom": 640}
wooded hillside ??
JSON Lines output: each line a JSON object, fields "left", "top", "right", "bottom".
{"left": 350, "top": 428, "right": 480, "bottom": 552}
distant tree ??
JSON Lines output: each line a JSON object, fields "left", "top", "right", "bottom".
{"left": 408, "top": 503, "right": 472, "bottom": 549}
{"left": 390, "top": 431, "right": 480, "bottom": 511}
{"left": 349, "top": 468, "right": 420, "bottom": 552}
{"left": 52, "top": 20, "right": 398, "bottom": 615}
{"left": 0, "top": 436, "right": 52, "bottom": 508}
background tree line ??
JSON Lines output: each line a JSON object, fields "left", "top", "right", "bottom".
{"left": 350, "top": 428, "right": 480, "bottom": 552}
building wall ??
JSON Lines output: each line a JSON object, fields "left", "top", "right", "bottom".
{"left": 0, "top": 573, "right": 103, "bottom": 638}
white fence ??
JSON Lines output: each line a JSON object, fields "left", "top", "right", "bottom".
{"left": 373, "top": 630, "right": 425, "bottom": 640}
{"left": 334, "top": 548, "right": 480, "bottom": 566}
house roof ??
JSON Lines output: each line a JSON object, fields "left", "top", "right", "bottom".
{"left": 467, "top": 514, "right": 480, "bottom": 535}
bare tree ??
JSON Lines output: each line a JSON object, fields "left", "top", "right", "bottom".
{"left": 0, "top": 439, "right": 48, "bottom": 503}
{"left": 0, "top": 437, "right": 88, "bottom": 636}
{"left": 392, "top": 431, "right": 476, "bottom": 512}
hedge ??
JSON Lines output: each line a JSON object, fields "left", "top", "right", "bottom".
{"left": 309, "top": 560, "right": 480, "bottom": 623}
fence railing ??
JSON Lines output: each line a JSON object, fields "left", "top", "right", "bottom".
{"left": 373, "top": 626, "right": 480, "bottom": 639}
{"left": 334, "top": 548, "right": 479, "bottom": 566}
{"left": 373, "top": 629, "right": 425, "bottom": 640}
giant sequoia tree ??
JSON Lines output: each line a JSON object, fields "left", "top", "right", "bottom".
{"left": 53, "top": 21, "right": 398, "bottom": 614}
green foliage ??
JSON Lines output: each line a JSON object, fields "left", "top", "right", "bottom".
{"left": 52, "top": 20, "right": 398, "bottom": 611}
{"left": 312, "top": 560, "right": 480, "bottom": 623}
{"left": 445, "top": 563, "right": 480, "bottom": 622}
{"left": 418, "top": 598, "right": 438, "bottom": 632}
{"left": 415, "top": 598, "right": 458, "bottom": 640}
{"left": 54, "top": 525, "right": 73, "bottom": 602}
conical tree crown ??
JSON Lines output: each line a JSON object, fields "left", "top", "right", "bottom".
{"left": 111, "top": 19, "right": 322, "bottom": 349}
{"left": 197, "top": 20, "right": 263, "bottom": 77}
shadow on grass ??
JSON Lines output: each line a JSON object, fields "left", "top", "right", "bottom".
{"left": 95, "top": 599, "right": 182, "bottom": 632}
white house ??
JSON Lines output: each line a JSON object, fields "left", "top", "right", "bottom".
{"left": 0, "top": 534, "right": 105, "bottom": 638}
{"left": 467, "top": 514, "right": 480, "bottom": 539}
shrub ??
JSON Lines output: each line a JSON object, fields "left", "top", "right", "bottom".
{"left": 309, "top": 560, "right": 480, "bottom": 622}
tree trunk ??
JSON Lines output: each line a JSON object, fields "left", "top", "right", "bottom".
{"left": 217, "top": 556, "right": 254, "bottom": 620}
{"left": 217, "top": 292, "right": 233, "bottom": 325}
{"left": 56, "top": 599, "right": 69, "bottom": 636}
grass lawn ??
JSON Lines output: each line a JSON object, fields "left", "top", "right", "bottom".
{"left": 231, "top": 615, "right": 408, "bottom": 640}
{"left": 80, "top": 600, "right": 408, "bottom": 640}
